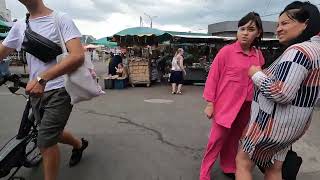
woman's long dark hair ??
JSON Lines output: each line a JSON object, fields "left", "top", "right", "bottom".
{"left": 280, "top": 1, "right": 320, "bottom": 46}
{"left": 238, "top": 12, "right": 264, "bottom": 47}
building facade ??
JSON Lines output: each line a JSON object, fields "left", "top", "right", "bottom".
{"left": 208, "top": 21, "right": 277, "bottom": 39}
{"left": 0, "top": 0, "right": 11, "bottom": 21}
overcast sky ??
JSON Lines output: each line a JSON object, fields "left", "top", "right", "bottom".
{"left": 6, "top": 0, "right": 320, "bottom": 39}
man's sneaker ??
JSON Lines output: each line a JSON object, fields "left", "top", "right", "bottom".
{"left": 69, "top": 138, "right": 88, "bottom": 167}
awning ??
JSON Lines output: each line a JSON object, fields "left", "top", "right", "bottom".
{"left": 114, "top": 27, "right": 166, "bottom": 37}
{"left": 0, "top": 32, "right": 8, "bottom": 38}
{"left": 0, "top": 19, "right": 12, "bottom": 28}
{"left": 92, "top": 37, "right": 118, "bottom": 48}
{"left": 84, "top": 44, "right": 100, "bottom": 49}
{"left": 0, "top": 20, "right": 12, "bottom": 38}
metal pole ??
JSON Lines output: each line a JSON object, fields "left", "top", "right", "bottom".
{"left": 144, "top": 13, "right": 157, "bottom": 28}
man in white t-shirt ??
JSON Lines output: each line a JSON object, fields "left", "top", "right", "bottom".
{"left": 0, "top": 1, "right": 88, "bottom": 180}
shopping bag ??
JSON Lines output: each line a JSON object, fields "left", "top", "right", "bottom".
{"left": 55, "top": 12, "right": 104, "bottom": 104}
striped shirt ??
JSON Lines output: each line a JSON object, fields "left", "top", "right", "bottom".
{"left": 241, "top": 35, "right": 320, "bottom": 167}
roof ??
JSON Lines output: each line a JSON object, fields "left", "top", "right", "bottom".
{"left": 200, "top": 35, "right": 278, "bottom": 41}
{"left": 0, "top": 32, "right": 8, "bottom": 38}
{"left": 0, "top": 19, "right": 11, "bottom": 33}
{"left": 166, "top": 34, "right": 278, "bottom": 44}
{"left": 165, "top": 31, "right": 209, "bottom": 37}
{"left": 208, "top": 21, "right": 277, "bottom": 34}
{"left": 112, "top": 27, "right": 278, "bottom": 45}
{"left": 0, "top": 20, "right": 11, "bottom": 28}
{"left": 163, "top": 31, "right": 278, "bottom": 41}
{"left": 114, "top": 27, "right": 166, "bottom": 36}
{"left": 92, "top": 37, "right": 118, "bottom": 48}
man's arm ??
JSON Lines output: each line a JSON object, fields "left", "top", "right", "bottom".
{"left": 40, "top": 37, "right": 84, "bottom": 81}
{"left": 0, "top": 43, "right": 16, "bottom": 62}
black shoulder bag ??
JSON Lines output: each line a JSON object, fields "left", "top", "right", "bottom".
{"left": 21, "top": 13, "right": 62, "bottom": 63}
{"left": 258, "top": 147, "right": 303, "bottom": 180}
{"left": 281, "top": 148, "right": 303, "bottom": 180}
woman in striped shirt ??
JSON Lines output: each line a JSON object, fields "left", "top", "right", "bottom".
{"left": 236, "top": 2, "right": 320, "bottom": 180}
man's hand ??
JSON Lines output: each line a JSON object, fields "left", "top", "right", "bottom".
{"left": 204, "top": 103, "right": 214, "bottom": 119}
{"left": 248, "top": 65, "right": 262, "bottom": 77}
{"left": 0, "top": 44, "right": 15, "bottom": 62}
{"left": 26, "top": 79, "right": 45, "bottom": 97}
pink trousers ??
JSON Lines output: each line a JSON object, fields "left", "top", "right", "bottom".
{"left": 199, "top": 102, "right": 251, "bottom": 180}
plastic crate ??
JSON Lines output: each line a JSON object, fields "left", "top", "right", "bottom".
{"left": 104, "top": 78, "right": 114, "bottom": 89}
{"left": 114, "top": 79, "right": 127, "bottom": 89}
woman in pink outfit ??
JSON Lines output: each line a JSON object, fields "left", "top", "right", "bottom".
{"left": 199, "top": 12, "right": 265, "bottom": 180}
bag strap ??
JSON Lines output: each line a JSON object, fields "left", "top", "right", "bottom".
{"left": 255, "top": 48, "right": 262, "bottom": 65}
{"left": 25, "top": 13, "right": 31, "bottom": 29}
{"left": 54, "top": 12, "right": 68, "bottom": 57}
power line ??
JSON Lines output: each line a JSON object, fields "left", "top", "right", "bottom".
{"left": 263, "top": 0, "right": 272, "bottom": 15}
{"left": 261, "top": 12, "right": 279, "bottom": 17}
{"left": 261, "top": 3, "right": 320, "bottom": 17}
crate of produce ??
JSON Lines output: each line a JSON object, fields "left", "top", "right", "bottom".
{"left": 128, "top": 57, "right": 151, "bottom": 87}
{"left": 114, "top": 79, "right": 127, "bottom": 89}
{"left": 104, "top": 78, "right": 114, "bottom": 89}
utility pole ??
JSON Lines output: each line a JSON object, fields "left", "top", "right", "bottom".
{"left": 140, "top": 16, "right": 143, "bottom": 27}
{"left": 144, "top": 13, "right": 157, "bottom": 28}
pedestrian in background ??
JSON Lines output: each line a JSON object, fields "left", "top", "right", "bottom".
{"left": 170, "top": 48, "right": 186, "bottom": 94}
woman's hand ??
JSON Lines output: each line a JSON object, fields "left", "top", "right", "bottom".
{"left": 204, "top": 103, "right": 214, "bottom": 119}
{"left": 248, "top": 65, "right": 262, "bottom": 77}
{"left": 183, "top": 69, "right": 186, "bottom": 76}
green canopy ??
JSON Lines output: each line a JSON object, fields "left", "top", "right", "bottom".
{"left": 114, "top": 27, "right": 166, "bottom": 37}
{"left": 0, "top": 19, "right": 10, "bottom": 27}
{"left": 0, "top": 19, "right": 11, "bottom": 32}
{"left": 0, "top": 32, "right": 8, "bottom": 38}
{"left": 92, "top": 37, "right": 118, "bottom": 48}
{"left": 0, "top": 19, "right": 11, "bottom": 39}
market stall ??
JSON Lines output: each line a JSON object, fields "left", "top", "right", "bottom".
{"left": 112, "top": 27, "right": 168, "bottom": 47}
{"left": 111, "top": 27, "right": 280, "bottom": 84}
{"left": 159, "top": 33, "right": 280, "bottom": 83}
{"left": 111, "top": 27, "right": 169, "bottom": 87}
{"left": 128, "top": 57, "right": 150, "bottom": 87}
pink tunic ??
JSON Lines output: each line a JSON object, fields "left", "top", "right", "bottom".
{"left": 203, "top": 41, "right": 265, "bottom": 128}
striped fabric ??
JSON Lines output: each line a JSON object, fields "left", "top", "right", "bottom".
{"left": 241, "top": 35, "right": 320, "bottom": 168}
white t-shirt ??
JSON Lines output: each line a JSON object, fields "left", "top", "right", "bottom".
{"left": 171, "top": 56, "right": 182, "bottom": 71}
{"left": 2, "top": 11, "right": 81, "bottom": 91}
